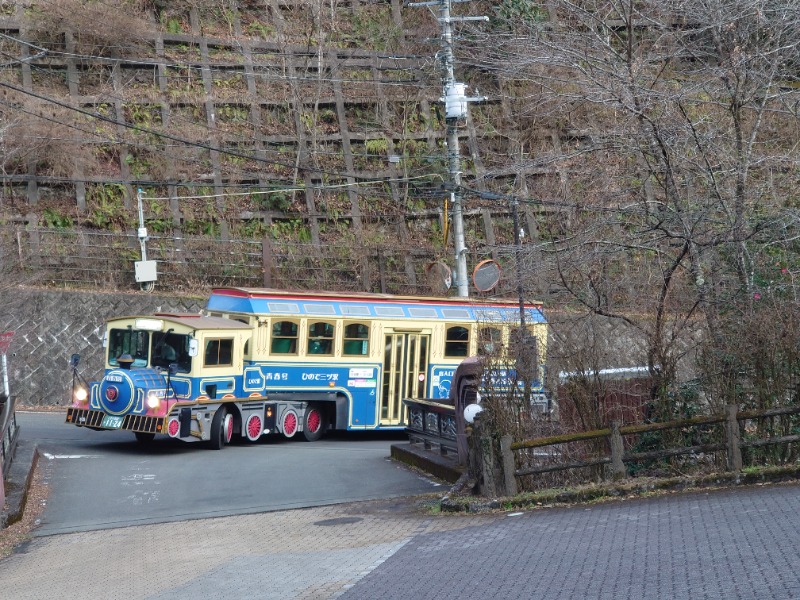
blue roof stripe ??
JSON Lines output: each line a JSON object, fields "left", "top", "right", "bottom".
{"left": 207, "top": 293, "right": 545, "bottom": 323}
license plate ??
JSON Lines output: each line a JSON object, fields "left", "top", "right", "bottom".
{"left": 101, "top": 415, "right": 124, "bottom": 429}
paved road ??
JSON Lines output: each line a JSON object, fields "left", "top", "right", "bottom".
{"left": 16, "top": 412, "right": 443, "bottom": 534}
{"left": 4, "top": 413, "right": 800, "bottom": 599}
{"left": 3, "top": 482, "right": 800, "bottom": 599}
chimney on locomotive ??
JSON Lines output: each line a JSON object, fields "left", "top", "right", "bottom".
{"left": 117, "top": 354, "right": 134, "bottom": 370}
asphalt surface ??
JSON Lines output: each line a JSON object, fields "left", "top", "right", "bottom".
{"left": 10, "top": 412, "right": 441, "bottom": 535}
{"left": 4, "top": 412, "right": 800, "bottom": 599}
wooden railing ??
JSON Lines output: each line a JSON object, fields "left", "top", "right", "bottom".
{"left": 501, "top": 404, "right": 800, "bottom": 494}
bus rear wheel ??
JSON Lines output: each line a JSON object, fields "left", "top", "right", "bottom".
{"left": 302, "top": 404, "right": 327, "bottom": 442}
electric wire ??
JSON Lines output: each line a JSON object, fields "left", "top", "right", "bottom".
{"left": 0, "top": 4, "right": 477, "bottom": 209}
{"left": 0, "top": 30, "right": 435, "bottom": 87}
{"left": 0, "top": 78, "right": 449, "bottom": 195}
{"left": 0, "top": 32, "right": 447, "bottom": 194}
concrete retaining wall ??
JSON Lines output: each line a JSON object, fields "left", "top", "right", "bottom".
{"left": 0, "top": 287, "right": 205, "bottom": 406}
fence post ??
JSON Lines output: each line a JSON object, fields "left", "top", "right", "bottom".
{"left": 26, "top": 214, "right": 39, "bottom": 269}
{"left": 610, "top": 420, "right": 626, "bottom": 481}
{"left": 471, "top": 415, "right": 498, "bottom": 497}
{"left": 262, "top": 237, "right": 273, "bottom": 287}
{"left": 500, "top": 434, "right": 517, "bottom": 496}
{"left": 725, "top": 404, "right": 743, "bottom": 472}
{"left": 377, "top": 249, "right": 387, "bottom": 294}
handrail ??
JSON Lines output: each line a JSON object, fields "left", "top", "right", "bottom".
{"left": 405, "top": 397, "right": 455, "bottom": 412}
{"left": 403, "top": 397, "right": 460, "bottom": 462}
{"left": 1, "top": 394, "right": 19, "bottom": 479}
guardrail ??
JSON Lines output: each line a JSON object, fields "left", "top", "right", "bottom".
{"left": 403, "top": 398, "right": 460, "bottom": 463}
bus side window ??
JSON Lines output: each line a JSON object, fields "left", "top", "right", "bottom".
{"left": 205, "top": 339, "right": 234, "bottom": 367}
{"left": 343, "top": 323, "right": 369, "bottom": 356}
{"left": 308, "top": 321, "right": 334, "bottom": 355}
{"left": 445, "top": 326, "right": 469, "bottom": 357}
{"left": 271, "top": 321, "right": 298, "bottom": 354}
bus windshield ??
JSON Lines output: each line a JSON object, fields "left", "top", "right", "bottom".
{"left": 108, "top": 328, "right": 150, "bottom": 367}
{"left": 107, "top": 328, "right": 192, "bottom": 372}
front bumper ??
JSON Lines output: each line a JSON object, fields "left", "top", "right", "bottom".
{"left": 65, "top": 407, "right": 165, "bottom": 434}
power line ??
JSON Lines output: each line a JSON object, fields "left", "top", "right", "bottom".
{"left": 0, "top": 39, "right": 446, "bottom": 192}
{"left": 144, "top": 173, "right": 443, "bottom": 201}
{"left": 0, "top": 11, "right": 458, "bottom": 203}
{"left": 0, "top": 31, "right": 434, "bottom": 87}
{"left": 0, "top": 78, "right": 422, "bottom": 185}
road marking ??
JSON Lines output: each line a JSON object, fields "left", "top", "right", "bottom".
{"left": 121, "top": 474, "right": 157, "bottom": 482}
{"left": 42, "top": 453, "right": 100, "bottom": 460}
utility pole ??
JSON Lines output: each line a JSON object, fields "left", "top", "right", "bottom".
{"left": 409, "top": 0, "right": 486, "bottom": 297}
{"left": 511, "top": 198, "right": 526, "bottom": 330}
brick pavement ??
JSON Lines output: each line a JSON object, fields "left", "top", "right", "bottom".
{"left": 342, "top": 484, "right": 800, "bottom": 600}
{"left": 1, "top": 484, "right": 799, "bottom": 599}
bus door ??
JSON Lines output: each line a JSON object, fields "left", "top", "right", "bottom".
{"left": 381, "top": 330, "right": 430, "bottom": 426}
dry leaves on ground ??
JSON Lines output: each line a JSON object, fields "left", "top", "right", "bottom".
{"left": 0, "top": 461, "right": 49, "bottom": 560}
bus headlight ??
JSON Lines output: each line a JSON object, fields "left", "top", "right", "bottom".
{"left": 146, "top": 392, "right": 161, "bottom": 410}
{"left": 74, "top": 387, "right": 88, "bottom": 404}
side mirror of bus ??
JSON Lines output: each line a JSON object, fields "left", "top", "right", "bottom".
{"left": 188, "top": 339, "right": 199, "bottom": 357}
{"left": 69, "top": 353, "right": 81, "bottom": 369}
{"left": 168, "top": 363, "right": 179, "bottom": 375}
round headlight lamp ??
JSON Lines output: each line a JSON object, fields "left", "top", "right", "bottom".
{"left": 146, "top": 392, "right": 161, "bottom": 410}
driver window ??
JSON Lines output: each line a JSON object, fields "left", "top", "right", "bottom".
{"left": 151, "top": 332, "right": 191, "bottom": 372}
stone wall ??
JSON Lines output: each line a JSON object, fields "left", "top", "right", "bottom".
{"left": 0, "top": 287, "right": 205, "bottom": 407}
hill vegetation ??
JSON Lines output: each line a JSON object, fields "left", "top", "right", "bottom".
{"left": 1, "top": 0, "right": 799, "bottom": 450}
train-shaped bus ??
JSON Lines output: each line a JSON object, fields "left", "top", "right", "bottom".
{"left": 65, "top": 287, "right": 547, "bottom": 448}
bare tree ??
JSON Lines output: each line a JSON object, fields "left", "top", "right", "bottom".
{"left": 460, "top": 0, "right": 800, "bottom": 420}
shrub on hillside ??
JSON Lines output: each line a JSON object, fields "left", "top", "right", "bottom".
{"left": 24, "top": 0, "right": 152, "bottom": 57}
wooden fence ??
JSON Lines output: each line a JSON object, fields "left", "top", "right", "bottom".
{"left": 467, "top": 404, "right": 800, "bottom": 497}
{"left": 1, "top": 223, "right": 531, "bottom": 296}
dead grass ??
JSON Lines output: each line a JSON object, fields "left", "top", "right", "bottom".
{"left": 0, "top": 461, "right": 49, "bottom": 561}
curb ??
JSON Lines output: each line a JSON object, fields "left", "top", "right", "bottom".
{"left": 390, "top": 442, "right": 463, "bottom": 484}
{"left": 439, "top": 465, "right": 800, "bottom": 513}
{"left": 1, "top": 438, "right": 39, "bottom": 528}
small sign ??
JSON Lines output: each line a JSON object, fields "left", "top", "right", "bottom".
{"left": 349, "top": 368, "right": 374, "bottom": 378}
{"left": 0, "top": 331, "right": 14, "bottom": 355}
